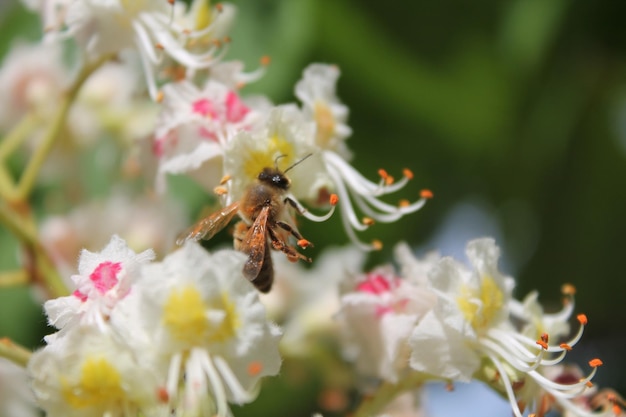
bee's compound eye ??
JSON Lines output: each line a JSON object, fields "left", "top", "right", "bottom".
{"left": 273, "top": 174, "right": 289, "bottom": 188}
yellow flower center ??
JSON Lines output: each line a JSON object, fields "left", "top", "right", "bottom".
{"left": 61, "top": 357, "right": 125, "bottom": 409}
{"left": 243, "top": 135, "right": 294, "bottom": 180}
{"left": 457, "top": 275, "right": 504, "bottom": 332}
{"left": 163, "top": 285, "right": 240, "bottom": 346}
{"left": 314, "top": 101, "right": 336, "bottom": 149}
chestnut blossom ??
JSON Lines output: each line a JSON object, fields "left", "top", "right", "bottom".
{"left": 28, "top": 0, "right": 236, "bottom": 99}
{"left": 28, "top": 326, "right": 165, "bottom": 417}
{"left": 336, "top": 243, "right": 437, "bottom": 383}
{"left": 110, "top": 243, "right": 282, "bottom": 417}
{"left": 0, "top": 358, "right": 39, "bottom": 417}
{"left": 152, "top": 78, "right": 271, "bottom": 192}
{"left": 43, "top": 235, "right": 155, "bottom": 332}
{"left": 409, "top": 238, "right": 607, "bottom": 417}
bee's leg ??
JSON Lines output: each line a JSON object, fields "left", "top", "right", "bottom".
{"left": 268, "top": 228, "right": 312, "bottom": 263}
{"left": 276, "top": 220, "right": 314, "bottom": 248}
{"left": 284, "top": 197, "right": 306, "bottom": 215}
{"left": 233, "top": 221, "right": 248, "bottom": 251}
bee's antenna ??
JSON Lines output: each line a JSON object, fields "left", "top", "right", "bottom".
{"left": 274, "top": 154, "right": 288, "bottom": 169}
{"left": 284, "top": 153, "right": 313, "bottom": 174}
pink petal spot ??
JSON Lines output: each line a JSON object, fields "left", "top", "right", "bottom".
{"left": 356, "top": 274, "right": 393, "bottom": 294}
{"left": 225, "top": 90, "right": 249, "bottom": 123}
{"left": 73, "top": 289, "right": 88, "bottom": 302}
{"left": 375, "top": 305, "right": 393, "bottom": 317}
{"left": 198, "top": 126, "right": 218, "bottom": 142}
{"left": 90, "top": 261, "right": 122, "bottom": 295}
{"left": 153, "top": 137, "right": 165, "bottom": 157}
{"left": 192, "top": 98, "right": 217, "bottom": 118}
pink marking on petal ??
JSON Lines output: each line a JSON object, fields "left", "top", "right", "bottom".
{"left": 225, "top": 90, "right": 249, "bottom": 123}
{"left": 375, "top": 305, "right": 393, "bottom": 317}
{"left": 192, "top": 98, "right": 217, "bottom": 118}
{"left": 198, "top": 126, "right": 218, "bottom": 142}
{"left": 153, "top": 137, "right": 165, "bottom": 157}
{"left": 90, "top": 261, "right": 122, "bottom": 294}
{"left": 356, "top": 274, "right": 393, "bottom": 294}
{"left": 73, "top": 289, "right": 88, "bottom": 302}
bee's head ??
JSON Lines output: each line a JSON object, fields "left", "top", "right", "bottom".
{"left": 258, "top": 167, "right": 290, "bottom": 190}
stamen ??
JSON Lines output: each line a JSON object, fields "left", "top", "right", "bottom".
{"left": 559, "top": 343, "right": 572, "bottom": 351}
{"left": 260, "top": 55, "right": 271, "bottom": 66}
{"left": 155, "top": 43, "right": 165, "bottom": 50}
{"left": 445, "top": 382, "right": 455, "bottom": 392}
{"left": 403, "top": 168, "right": 414, "bottom": 180}
{"left": 216, "top": 3, "right": 224, "bottom": 12}
{"left": 214, "top": 186, "right": 228, "bottom": 196}
{"left": 362, "top": 217, "right": 375, "bottom": 226}
{"left": 577, "top": 314, "right": 588, "bottom": 325}
{"left": 420, "top": 189, "right": 434, "bottom": 199}
{"left": 589, "top": 358, "right": 603, "bottom": 368}
{"left": 157, "top": 386, "right": 169, "bottom": 403}
{"left": 219, "top": 174, "right": 232, "bottom": 185}
{"left": 329, "top": 194, "right": 339, "bottom": 206}
{"left": 561, "top": 283, "right": 576, "bottom": 296}
{"left": 297, "top": 239, "right": 312, "bottom": 249}
{"left": 371, "top": 240, "right": 383, "bottom": 250}
{"left": 156, "top": 90, "right": 164, "bottom": 103}
{"left": 536, "top": 339, "right": 548, "bottom": 350}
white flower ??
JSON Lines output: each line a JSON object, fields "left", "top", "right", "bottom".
{"left": 0, "top": 41, "right": 68, "bottom": 129}
{"left": 409, "top": 238, "right": 606, "bottom": 417}
{"left": 110, "top": 243, "right": 282, "bottom": 417}
{"left": 0, "top": 358, "right": 39, "bottom": 417}
{"left": 336, "top": 243, "right": 436, "bottom": 383}
{"left": 35, "top": 0, "right": 236, "bottom": 99}
{"left": 43, "top": 235, "right": 155, "bottom": 332}
{"left": 293, "top": 64, "right": 432, "bottom": 250}
{"left": 152, "top": 78, "right": 271, "bottom": 192}
{"left": 28, "top": 326, "right": 165, "bottom": 417}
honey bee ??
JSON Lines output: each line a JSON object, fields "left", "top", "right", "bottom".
{"left": 176, "top": 156, "right": 313, "bottom": 292}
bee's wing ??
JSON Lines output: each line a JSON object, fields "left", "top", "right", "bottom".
{"left": 239, "top": 206, "right": 270, "bottom": 281}
{"left": 176, "top": 202, "right": 240, "bottom": 245}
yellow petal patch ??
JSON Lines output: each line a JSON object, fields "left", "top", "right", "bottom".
{"left": 457, "top": 275, "right": 504, "bottom": 332}
{"left": 314, "top": 101, "right": 336, "bottom": 149}
{"left": 243, "top": 135, "right": 295, "bottom": 180}
{"left": 163, "top": 285, "right": 211, "bottom": 345}
{"left": 61, "top": 357, "right": 125, "bottom": 409}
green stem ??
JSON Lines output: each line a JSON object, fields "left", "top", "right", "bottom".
{"left": 0, "top": 201, "right": 37, "bottom": 244}
{"left": 0, "top": 269, "right": 29, "bottom": 287}
{"left": 353, "top": 372, "right": 427, "bottom": 417}
{"left": 0, "top": 338, "right": 32, "bottom": 367}
{"left": 0, "top": 112, "right": 38, "bottom": 161}
{"left": 15, "top": 54, "right": 112, "bottom": 200}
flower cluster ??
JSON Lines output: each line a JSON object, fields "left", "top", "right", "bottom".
{"left": 0, "top": 2, "right": 622, "bottom": 417}
{"left": 29, "top": 236, "right": 281, "bottom": 417}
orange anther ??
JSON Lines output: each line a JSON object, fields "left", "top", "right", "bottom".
{"left": 398, "top": 199, "right": 410, "bottom": 208}
{"left": 157, "top": 387, "right": 169, "bottom": 402}
{"left": 260, "top": 55, "right": 271, "bottom": 66}
{"left": 371, "top": 240, "right": 383, "bottom": 251}
{"left": 445, "top": 382, "right": 454, "bottom": 392}
{"left": 536, "top": 340, "right": 548, "bottom": 350}
{"left": 378, "top": 168, "right": 389, "bottom": 179}
{"left": 297, "top": 239, "right": 311, "bottom": 249}
{"left": 222, "top": 36, "right": 231, "bottom": 44}
{"left": 402, "top": 168, "right": 414, "bottom": 180}
{"left": 541, "top": 333, "right": 549, "bottom": 344}
{"left": 167, "top": 0, "right": 174, "bottom": 4}
{"left": 561, "top": 283, "right": 576, "bottom": 296}
{"left": 215, "top": 3, "right": 224, "bottom": 12}
{"left": 156, "top": 90, "right": 164, "bottom": 103}
{"left": 362, "top": 217, "right": 375, "bottom": 226}
{"left": 577, "top": 314, "right": 588, "bottom": 325}
{"left": 420, "top": 189, "right": 434, "bottom": 199}
{"left": 213, "top": 186, "right": 228, "bottom": 196}
{"left": 559, "top": 343, "right": 572, "bottom": 351}
{"left": 329, "top": 193, "right": 339, "bottom": 206}
{"left": 247, "top": 361, "right": 263, "bottom": 376}
{"left": 586, "top": 381, "right": 594, "bottom": 388}
{"left": 589, "top": 358, "right": 603, "bottom": 368}
{"left": 155, "top": 43, "right": 165, "bottom": 50}
{"left": 235, "top": 81, "right": 246, "bottom": 90}
{"left": 385, "top": 175, "right": 395, "bottom": 185}
{"left": 613, "top": 404, "right": 622, "bottom": 415}
{"left": 219, "top": 174, "right": 232, "bottom": 185}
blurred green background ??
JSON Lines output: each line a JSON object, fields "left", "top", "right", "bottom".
{"left": 1, "top": 0, "right": 625, "bottom": 412}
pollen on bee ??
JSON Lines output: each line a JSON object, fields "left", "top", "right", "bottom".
{"left": 577, "top": 314, "right": 588, "bottom": 325}
{"left": 247, "top": 361, "right": 263, "bottom": 376}
{"left": 362, "top": 217, "right": 375, "bottom": 226}
{"left": 403, "top": 168, "right": 414, "bottom": 180}
{"left": 371, "top": 239, "right": 383, "bottom": 251}
{"left": 297, "top": 239, "right": 312, "bottom": 249}
{"left": 329, "top": 193, "right": 339, "bottom": 206}
{"left": 213, "top": 186, "right": 228, "bottom": 196}
{"left": 589, "top": 358, "right": 603, "bottom": 368}
{"left": 260, "top": 55, "right": 271, "bottom": 66}
{"left": 420, "top": 189, "right": 434, "bottom": 199}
